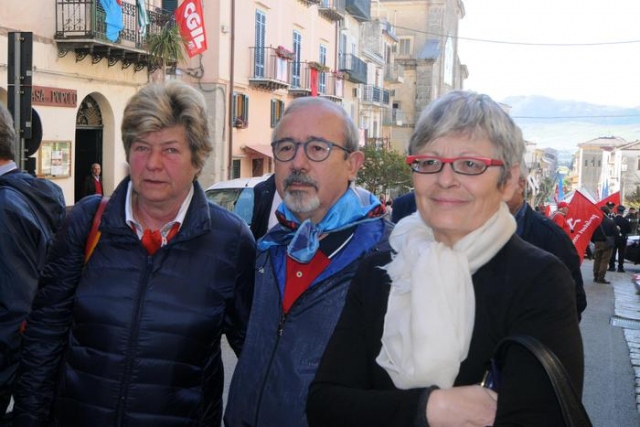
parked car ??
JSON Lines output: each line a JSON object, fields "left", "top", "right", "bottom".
{"left": 205, "top": 174, "right": 272, "bottom": 225}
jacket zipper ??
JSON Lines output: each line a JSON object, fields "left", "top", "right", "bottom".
{"left": 115, "top": 256, "right": 153, "bottom": 426}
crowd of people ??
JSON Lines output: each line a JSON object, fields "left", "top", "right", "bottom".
{"left": 0, "top": 85, "right": 598, "bottom": 426}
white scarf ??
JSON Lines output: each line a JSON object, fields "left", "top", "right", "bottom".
{"left": 376, "top": 203, "right": 516, "bottom": 389}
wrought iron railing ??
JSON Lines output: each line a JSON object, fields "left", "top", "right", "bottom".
{"left": 55, "top": 0, "right": 169, "bottom": 50}
{"left": 338, "top": 53, "right": 367, "bottom": 84}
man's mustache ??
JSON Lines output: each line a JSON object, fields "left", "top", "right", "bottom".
{"left": 283, "top": 172, "right": 318, "bottom": 190}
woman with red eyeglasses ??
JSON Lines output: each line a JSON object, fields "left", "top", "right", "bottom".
{"left": 308, "top": 91, "right": 583, "bottom": 427}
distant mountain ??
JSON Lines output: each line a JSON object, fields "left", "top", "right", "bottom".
{"left": 500, "top": 96, "right": 640, "bottom": 152}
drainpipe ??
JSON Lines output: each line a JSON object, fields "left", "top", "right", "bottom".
{"left": 228, "top": 0, "right": 236, "bottom": 179}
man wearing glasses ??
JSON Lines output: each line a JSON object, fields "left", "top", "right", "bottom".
{"left": 225, "top": 97, "right": 391, "bottom": 427}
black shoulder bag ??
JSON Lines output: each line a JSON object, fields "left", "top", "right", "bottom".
{"left": 481, "top": 335, "right": 593, "bottom": 427}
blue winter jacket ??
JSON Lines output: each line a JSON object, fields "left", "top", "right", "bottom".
{"left": 13, "top": 177, "right": 255, "bottom": 427}
{"left": 0, "top": 170, "right": 66, "bottom": 414}
{"left": 224, "top": 218, "right": 392, "bottom": 427}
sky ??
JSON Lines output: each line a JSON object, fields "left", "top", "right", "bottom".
{"left": 457, "top": 0, "right": 640, "bottom": 108}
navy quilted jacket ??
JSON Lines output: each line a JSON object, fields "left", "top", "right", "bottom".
{"left": 13, "top": 177, "right": 255, "bottom": 427}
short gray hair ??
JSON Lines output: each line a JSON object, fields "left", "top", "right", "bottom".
{"left": 0, "top": 103, "right": 17, "bottom": 161}
{"left": 272, "top": 97, "right": 360, "bottom": 153}
{"left": 121, "top": 81, "right": 213, "bottom": 174}
{"left": 408, "top": 90, "right": 525, "bottom": 186}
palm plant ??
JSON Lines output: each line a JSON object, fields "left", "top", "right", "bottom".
{"left": 146, "top": 23, "right": 187, "bottom": 78}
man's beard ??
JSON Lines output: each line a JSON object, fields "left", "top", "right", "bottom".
{"left": 283, "top": 171, "right": 321, "bottom": 214}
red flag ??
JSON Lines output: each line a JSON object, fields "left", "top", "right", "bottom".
{"left": 567, "top": 190, "right": 603, "bottom": 264}
{"left": 310, "top": 68, "right": 319, "bottom": 97}
{"left": 596, "top": 191, "right": 621, "bottom": 209}
{"left": 175, "top": 0, "right": 207, "bottom": 58}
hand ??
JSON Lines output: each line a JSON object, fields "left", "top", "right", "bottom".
{"left": 426, "top": 385, "right": 497, "bottom": 427}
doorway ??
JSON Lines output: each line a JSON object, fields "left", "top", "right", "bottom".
{"left": 74, "top": 96, "right": 103, "bottom": 204}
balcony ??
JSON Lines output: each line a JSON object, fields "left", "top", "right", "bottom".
{"left": 362, "top": 85, "right": 381, "bottom": 104}
{"left": 249, "top": 46, "right": 291, "bottom": 91}
{"left": 366, "top": 137, "right": 390, "bottom": 150}
{"left": 384, "top": 63, "right": 404, "bottom": 83}
{"left": 289, "top": 64, "right": 312, "bottom": 97}
{"left": 319, "top": 74, "right": 344, "bottom": 102}
{"left": 383, "top": 109, "right": 406, "bottom": 126}
{"left": 319, "top": 0, "right": 346, "bottom": 22}
{"left": 338, "top": 53, "right": 367, "bottom": 84}
{"left": 298, "top": 0, "right": 322, "bottom": 5}
{"left": 54, "top": 0, "right": 168, "bottom": 71}
{"left": 345, "top": 0, "right": 371, "bottom": 22}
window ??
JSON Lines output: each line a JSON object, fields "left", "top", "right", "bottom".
{"left": 292, "top": 31, "right": 302, "bottom": 87}
{"left": 255, "top": 10, "right": 266, "bottom": 78}
{"left": 162, "top": 0, "right": 177, "bottom": 13}
{"left": 398, "top": 37, "right": 412, "bottom": 56}
{"left": 319, "top": 44, "right": 327, "bottom": 94}
{"left": 232, "top": 159, "right": 241, "bottom": 179}
{"left": 271, "top": 99, "right": 285, "bottom": 128}
{"left": 232, "top": 93, "right": 249, "bottom": 128}
{"left": 637, "top": 158, "right": 640, "bottom": 170}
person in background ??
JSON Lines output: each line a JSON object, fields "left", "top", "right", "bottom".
{"left": 507, "top": 169, "right": 586, "bottom": 320}
{"left": 225, "top": 96, "right": 391, "bottom": 427}
{"left": 390, "top": 190, "right": 416, "bottom": 223}
{"left": 82, "top": 162, "right": 103, "bottom": 198}
{"left": 551, "top": 200, "right": 573, "bottom": 236}
{"left": 0, "top": 104, "right": 66, "bottom": 422}
{"left": 591, "top": 206, "right": 619, "bottom": 284}
{"left": 605, "top": 201, "right": 616, "bottom": 218}
{"left": 384, "top": 199, "right": 393, "bottom": 220}
{"left": 13, "top": 81, "right": 256, "bottom": 427}
{"left": 625, "top": 206, "right": 638, "bottom": 235}
{"left": 307, "top": 90, "right": 583, "bottom": 426}
{"left": 609, "top": 204, "right": 632, "bottom": 273}
{"left": 250, "top": 173, "right": 281, "bottom": 240}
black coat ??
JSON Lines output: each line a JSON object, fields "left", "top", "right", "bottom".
{"left": 250, "top": 174, "right": 276, "bottom": 240}
{"left": 308, "top": 236, "right": 583, "bottom": 427}
{"left": 82, "top": 174, "right": 101, "bottom": 198}
{"left": 516, "top": 202, "right": 586, "bottom": 319}
{"left": 390, "top": 191, "right": 416, "bottom": 223}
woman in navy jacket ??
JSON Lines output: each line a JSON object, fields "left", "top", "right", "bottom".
{"left": 13, "top": 81, "right": 255, "bottom": 427}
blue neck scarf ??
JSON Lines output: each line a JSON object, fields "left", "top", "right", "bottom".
{"left": 258, "top": 187, "right": 384, "bottom": 263}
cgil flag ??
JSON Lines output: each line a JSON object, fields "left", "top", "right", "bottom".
{"left": 596, "top": 191, "right": 621, "bottom": 209}
{"left": 567, "top": 190, "right": 604, "bottom": 264}
{"left": 175, "top": 0, "right": 207, "bottom": 58}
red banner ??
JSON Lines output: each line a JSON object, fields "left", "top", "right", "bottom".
{"left": 310, "top": 68, "right": 319, "bottom": 97}
{"left": 567, "top": 190, "right": 604, "bottom": 263}
{"left": 596, "top": 191, "right": 621, "bottom": 209}
{"left": 175, "top": 0, "right": 207, "bottom": 58}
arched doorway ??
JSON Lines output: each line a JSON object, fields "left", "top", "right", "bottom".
{"left": 74, "top": 96, "right": 103, "bottom": 204}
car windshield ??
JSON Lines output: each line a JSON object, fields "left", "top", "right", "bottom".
{"left": 206, "top": 188, "right": 254, "bottom": 224}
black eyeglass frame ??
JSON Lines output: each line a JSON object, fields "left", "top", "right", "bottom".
{"left": 270, "top": 137, "right": 353, "bottom": 162}
{"left": 406, "top": 155, "right": 505, "bottom": 176}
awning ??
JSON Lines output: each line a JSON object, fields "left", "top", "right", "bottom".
{"left": 243, "top": 144, "right": 273, "bottom": 158}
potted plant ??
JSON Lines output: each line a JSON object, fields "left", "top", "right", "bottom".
{"left": 146, "top": 23, "right": 187, "bottom": 79}
{"left": 275, "top": 45, "right": 296, "bottom": 61}
{"left": 307, "top": 61, "right": 330, "bottom": 72}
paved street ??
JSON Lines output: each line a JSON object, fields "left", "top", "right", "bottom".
{"left": 221, "top": 258, "right": 640, "bottom": 426}
{"left": 580, "top": 258, "right": 640, "bottom": 426}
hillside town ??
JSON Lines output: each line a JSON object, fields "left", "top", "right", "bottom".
{"left": 2, "top": 1, "right": 640, "bottom": 426}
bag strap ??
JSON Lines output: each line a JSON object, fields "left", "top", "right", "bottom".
{"left": 84, "top": 196, "right": 110, "bottom": 264}
{"left": 495, "top": 335, "right": 592, "bottom": 427}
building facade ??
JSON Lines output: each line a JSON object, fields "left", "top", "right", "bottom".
{"left": 0, "top": 0, "right": 466, "bottom": 205}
